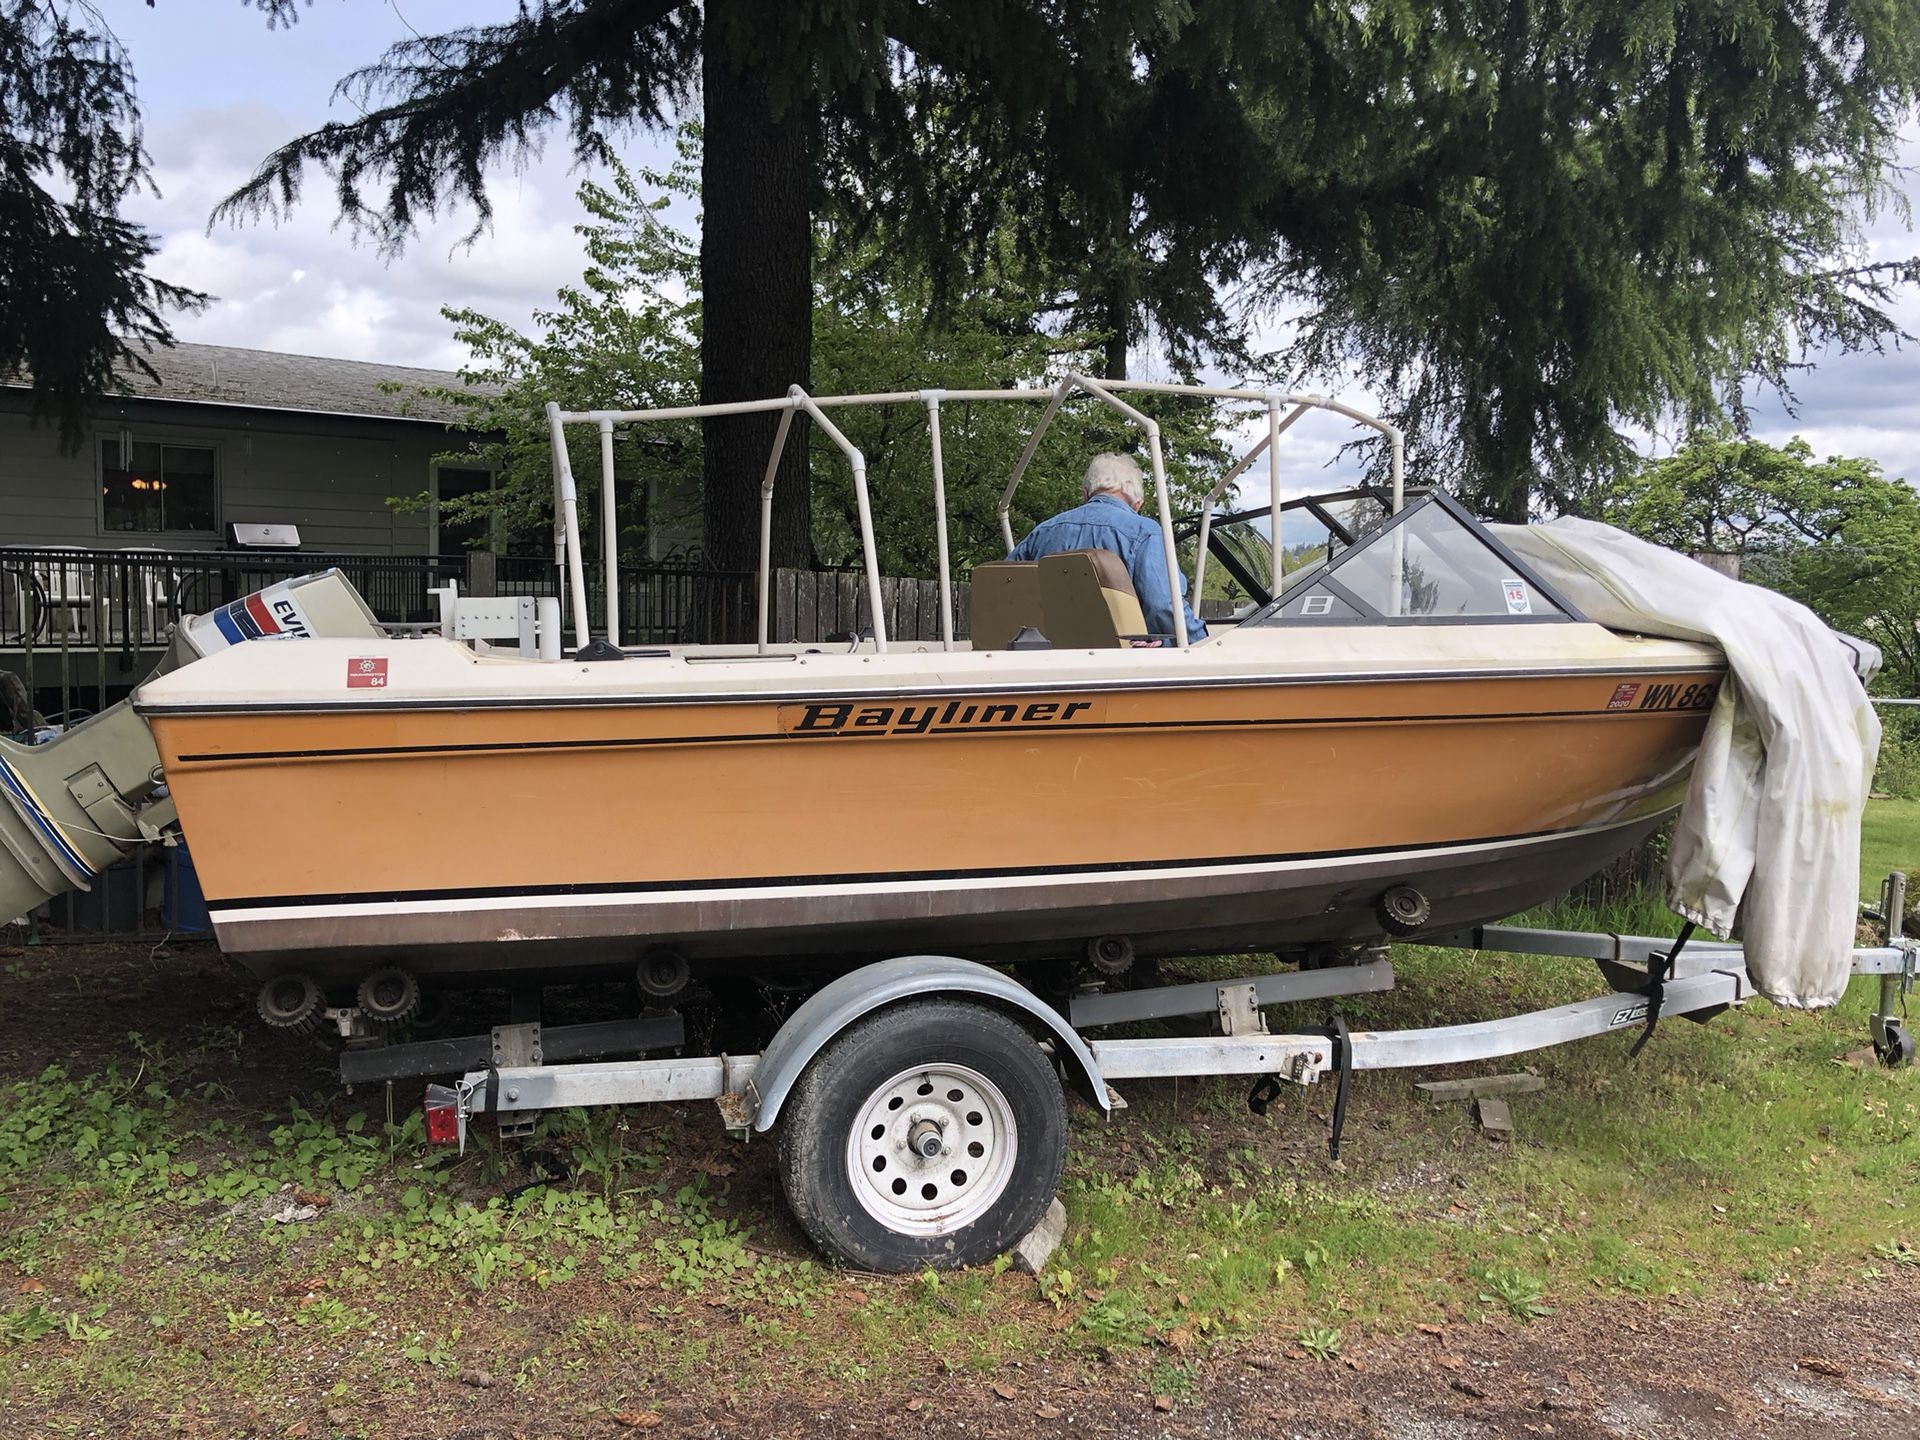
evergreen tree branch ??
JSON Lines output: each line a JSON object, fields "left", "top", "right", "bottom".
{"left": 213, "top": 0, "right": 697, "bottom": 253}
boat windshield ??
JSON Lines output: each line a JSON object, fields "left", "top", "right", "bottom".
{"left": 1241, "top": 492, "right": 1579, "bottom": 626}
{"left": 1187, "top": 487, "right": 1400, "bottom": 612}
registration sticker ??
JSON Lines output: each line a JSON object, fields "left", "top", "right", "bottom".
{"left": 1607, "top": 683, "right": 1640, "bottom": 710}
{"left": 1501, "top": 578, "right": 1533, "bottom": 614}
{"left": 346, "top": 657, "right": 389, "bottom": 689}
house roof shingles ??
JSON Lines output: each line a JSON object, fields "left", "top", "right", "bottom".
{"left": 7, "top": 342, "right": 478, "bottom": 427}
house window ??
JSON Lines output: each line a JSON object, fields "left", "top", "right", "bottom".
{"left": 100, "top": 438, "right": 219, "bottom": 535}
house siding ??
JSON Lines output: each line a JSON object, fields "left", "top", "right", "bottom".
{"left": 0, "top": 394, "right": 462, "bottom": 554}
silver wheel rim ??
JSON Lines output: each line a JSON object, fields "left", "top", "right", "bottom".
{"left": 846, "top": 1062, "right": 1018, "bottom": 1237}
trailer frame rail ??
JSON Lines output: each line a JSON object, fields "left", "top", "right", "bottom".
{"left": 434, "top": 918, "right": 1916, "bottom": 1156}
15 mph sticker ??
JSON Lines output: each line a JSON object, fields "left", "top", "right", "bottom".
{"left": 346, "top": 657, "right": 389, "bottom": 689}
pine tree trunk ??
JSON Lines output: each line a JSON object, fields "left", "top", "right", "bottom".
{"left": 1101, "top": 286, "right": 1129, "bottom": 381}
{"left": 700, "top": 4, "right": 813, "bottom": 579}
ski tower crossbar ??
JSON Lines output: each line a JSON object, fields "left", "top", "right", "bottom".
{"left": 430, "top": 919, "right": 1917, "bottom": 1153}
{"left": 539, "top": 380, "right": 1407, "bottom": 658}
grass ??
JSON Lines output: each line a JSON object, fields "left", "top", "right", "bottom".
{"left": 1860, "top": 796, "right": 1920, "bottom": 906}
{"left": 1, "top": 809, "right": 1916, "bottom": 1431}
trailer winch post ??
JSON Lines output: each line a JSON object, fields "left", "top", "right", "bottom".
{"left": 1872, "top": 871, "right": 1914, "bottom": 1066}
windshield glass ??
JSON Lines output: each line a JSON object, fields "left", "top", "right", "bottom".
{"left": 1241, "top": 495, "right": 1570, "bottom": 624}
{"left": 1335, "top": 504, "right": 1560, "bottom": 617}
{"left": 1201, "top": 506, "right": 1360, "bottom": 610}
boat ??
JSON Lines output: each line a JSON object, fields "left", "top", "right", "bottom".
{"left": 3, "top": 378, "right": 1724, "bottom": 1026}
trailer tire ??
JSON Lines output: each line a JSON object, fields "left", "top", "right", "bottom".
{"left": 777, "top": 998, "right": 1066, "bottom": 1272}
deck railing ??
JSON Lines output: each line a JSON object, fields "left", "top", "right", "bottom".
{"left": 0, "top": 547, "right": 467, "bottom": 720}
{"left": 492, "top": 559, "right": 967, "bottom": 648}
{"left": 1, "top": 547, "right": 966, "bottom": 723}
{"left": 493, "top": 557, "right": 762, "bottom": 647}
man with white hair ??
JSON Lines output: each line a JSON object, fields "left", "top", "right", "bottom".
{"left": 1006, "top": 452, "right": 1208, "bottom": 641}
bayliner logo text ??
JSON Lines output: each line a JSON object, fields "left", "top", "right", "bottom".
{"left": 780, "top": 697, "right": 1101, "bottom": 737}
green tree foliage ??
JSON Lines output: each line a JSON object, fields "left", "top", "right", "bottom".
{"left": 1256, "top": 0, "right": 1920, "bottom": 520}
{"left": 825, "top": 3, "right": 1278, "bottom": 382}
{"left": 1593, "top": 430, "right": 1920, "bottom": 691}
{"left": 227, "top": 0, "right": 1920, "bottom": 542}
{"left": 421, "top": 147, "right": 1232, "bottom": 580}
{"left": 417, "top": 146, "right": 705, "bottom": 567}
{"left": 0, "top": 1, "right": 205, "bottom": 445}
{"left": 810, "top": 230, "right": 1232, "bottom": 577}
{"left": 1592, "top": 430, "right": 1879, "bottom": 557}
{"left": 215, "top": 1, "right": 1272, "bottom": 571}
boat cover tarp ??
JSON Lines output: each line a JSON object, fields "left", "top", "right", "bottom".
{"left": 1492, "top": 517, "right": 1881, "bottom": 1009}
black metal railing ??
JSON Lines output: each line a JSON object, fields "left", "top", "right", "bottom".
{"left": 1, "top": 547, "right": 467, "bottom": 721}
{"left": 0, "top": 547, "right": 776, "bottom": 721}
{"left": 495, "top": 557, "right": 759, "bottom": 646}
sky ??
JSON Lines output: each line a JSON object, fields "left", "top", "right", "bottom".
{"left": 107, "top": 0, "right": 1920, "bottom": 500}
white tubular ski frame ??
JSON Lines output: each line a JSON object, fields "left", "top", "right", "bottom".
{"left": 541, "top": 381, "right": 1405, "bottom": 656}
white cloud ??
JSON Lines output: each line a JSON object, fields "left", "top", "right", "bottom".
{"left": 125, "top": 102, "right": 637, "bottom": 371}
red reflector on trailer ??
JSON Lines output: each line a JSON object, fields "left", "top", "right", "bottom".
{"left": 423, "top": 1084, "right": 461, "bottom": 1145}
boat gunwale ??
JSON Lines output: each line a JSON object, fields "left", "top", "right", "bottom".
{"left": 134, "top": 657, "right": 1729, "bottom": 718}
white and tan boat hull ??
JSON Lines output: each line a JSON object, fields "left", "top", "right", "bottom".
{"left": 137, "top": 627, "right": 1724, "bottom": 985}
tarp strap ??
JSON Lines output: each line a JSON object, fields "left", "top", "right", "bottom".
{"left": 1323, "top": 1015, "right": 1352, "bottom": 1160}
{"left": 1630, "top": 921, "right": 1696, "bottom": 1060}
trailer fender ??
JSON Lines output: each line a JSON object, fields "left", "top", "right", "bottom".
{"left": 746, "top": 955, "right": 1108, "bottom": 1131}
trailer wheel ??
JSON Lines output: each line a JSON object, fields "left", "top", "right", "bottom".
{"left": 777, "top": 998, "right": 1067, "bottom": 1272}
{"left": 256, "top": 974, "right": 322, "bottom": 1034}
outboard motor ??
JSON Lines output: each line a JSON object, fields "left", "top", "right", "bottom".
{"left": 0, "top": 571, "right": 380, "bottom": 926}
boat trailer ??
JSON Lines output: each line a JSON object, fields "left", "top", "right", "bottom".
{"left": 377, "top": 879, "right": 1920, "bottom": 1270}
{"left": 421, "top": 923, "right": 1915, "bottom": 1150}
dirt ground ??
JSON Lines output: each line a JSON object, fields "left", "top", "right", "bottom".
{"left": 705, "top": 1279, "right": 1920, "bottom": 1440}
{"left": 2, "top": 938, "right": 1916, "bottom": 1439}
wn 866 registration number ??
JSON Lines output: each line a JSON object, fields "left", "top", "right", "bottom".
{"left": 1608, "top": 680, "right": 1719, "bottom": 713}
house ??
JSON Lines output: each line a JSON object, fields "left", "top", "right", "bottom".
{"left": 0, "top": 341, "right": 911, "bottom": 722}
{"left": 1, "top": 343, "right": 509, "bottom": 717}
{"left": 1, "top": 342, "right": 493, "bottom": 556}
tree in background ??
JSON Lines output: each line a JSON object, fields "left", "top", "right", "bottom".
{"left": 15, "top": 0, "right": 1907, "bottom": 547}
{"left": 415, "top": 147, "right": 705, "bottom": 568}
{"left": 418, "top": 147, "right": 1232, "bottom": 579}
{"left": 220, "top": 0, "right": 1266, "bottom": 576}
{"left": 0, "top": 2, "right": 204, "bottom": 444}
{"left": 811, "top": 229, "right": 1232, "bottom": 576}
{"left": 1593, "top": 430, "right": 1920, "bottom": 693}
{"left": 1255, "top": 0, "right": 1920, "bottom": 521}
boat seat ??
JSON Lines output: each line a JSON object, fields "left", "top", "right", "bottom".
{"left": 968, "top": 549, "right": 1148, "bottom": 649}
{"left": 968, "top": 560, "right": 1043, "bottom": 650}
{"left": 1037, "top": 549, "right": 1148, "bottom": 648}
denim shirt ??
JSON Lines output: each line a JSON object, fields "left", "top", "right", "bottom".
{"left": 1007, "top": 493, "right": 1209, "bottom": 641}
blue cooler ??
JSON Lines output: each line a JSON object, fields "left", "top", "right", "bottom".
{"left": 163, "top": 844, "right": 212, "bottom": 935}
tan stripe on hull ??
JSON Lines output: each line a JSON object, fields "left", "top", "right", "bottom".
{"left": 150, "top": 669, "right": 1717, "bottom": 910}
